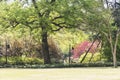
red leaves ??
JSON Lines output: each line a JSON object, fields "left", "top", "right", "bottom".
{"left": 72, "top": 40, "right": 100, "bottom": 59}
{"left": 72, "top": 41, "right": 89, "bottom": 58}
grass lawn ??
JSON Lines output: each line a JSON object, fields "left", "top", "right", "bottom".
{"left": 0, "top": 67, "right": 120, "bottom": 80}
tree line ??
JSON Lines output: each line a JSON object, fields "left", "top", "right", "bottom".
{"left": 0, "top": 0, "right": 120, "bottom": 68}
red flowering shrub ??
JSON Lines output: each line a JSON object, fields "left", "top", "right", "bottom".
{"left": 72, "top": 40, "right": 100, "bottom": 59}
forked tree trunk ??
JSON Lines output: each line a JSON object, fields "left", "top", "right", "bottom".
{"left": 112, "top": 31, "right": 119, "bottom": 68}
{"left": 109, "top": 30, "right": 119, "bottom": 68}
{"left": 109, "top": 37, "right": 117, "bottom": 68}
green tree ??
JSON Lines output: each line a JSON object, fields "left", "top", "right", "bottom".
{"left": 100, "top": 0, "right": 120, "bottom": 68}
{"left": 86, "top": 0, "right": 120, "bottom": 68}
{"left": 0, "top": 0, "right": 83, "bottom": 64}
{"left": 30, "top": 0, "right": 90, "bottom": 64}
{"left": 0, "top": 0, "right": 107, "bottom": 64}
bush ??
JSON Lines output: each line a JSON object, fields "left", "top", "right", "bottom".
{"left": 78, "top": 52, "right": 101, "bottom": 63}
{"left": 24, "top": 58, "right": 44, "bottom": 64}
{"left": 0, "top": 57, "right": 44, "bottom": 65}
{"left": 0, "top": 57, "right": 7, "bottom": 65}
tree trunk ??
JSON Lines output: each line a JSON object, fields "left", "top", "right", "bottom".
{"left": 32, "top": 0, "right": 51, "bottom": 64}
{"left": 109, "top": 36, "right": 117, "bottom": 68}
{"left": 112, "top": 53, "right": 117, "bottom": 68}
{"left": 41, "top": 30, "right": 51, "bottom": 64}
{"left": 5, "top": 39, "right": 8, "bottom": 64}
{"left": 89, "top": 54, "right": 94, "bottom": 63}
{"left": 112, "top": 31, "right": 119, "bottom": 68}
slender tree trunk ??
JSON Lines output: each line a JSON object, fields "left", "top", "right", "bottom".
{"left": 41, "top": 28, "right": 51, "bottom": 64}
{"left": 89, "top": 54, "right": 94, "bottom": 63}
{"left": 112, "top": 53, "right": 117, "bottom": 68}
{"left": 108, "top": 30, "right": 119, "bottom": 68}
{"left": 5, "top": 39, "right": 8, "bottom": 64}
{"left": 106, "top": 35, "right": 117, "bottom": 68}
{"left": 112, "top": 43, "right": 117, "bottom": 68}
{"left": 107, "top": 28, "right": 115, "bottom": 67}
{"left": 109, "top": 35, "right": 116, "bottom": 68}
{"left": 68, "top": 44, "right": 71, "bottom": 64}
{"left": 112, "top": 30, "right": 119, "bottom": 68}
{"left": 100, "top": 41, "right": 103, "bottom": 61}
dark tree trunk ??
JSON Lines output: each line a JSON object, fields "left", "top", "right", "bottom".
{"left": 32, "top": 0, "right": 51, "bottom": 64}
{"left": 41, "top": 29, "right": 51, "bottom": 64}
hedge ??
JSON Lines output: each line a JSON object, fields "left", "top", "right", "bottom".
{"left": 0, "top": 62, "right": 120, "bottom": 68}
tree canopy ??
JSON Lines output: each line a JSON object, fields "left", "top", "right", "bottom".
{"left": 0, "top": 0, "right": 120, "bottom": 67}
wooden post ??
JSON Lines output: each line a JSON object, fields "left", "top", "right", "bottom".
{"left": 5, "top": 39, "right": 10, "bottom": 64}
{"left": 68, "top": 44, "right": 71, "bottom": 64}
{"left": 5, "top": 40, "right": 8, "bottom": 64}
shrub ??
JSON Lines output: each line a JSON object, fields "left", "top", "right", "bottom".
{"left": 24, "top": 58, "right": 44, "bottom": 64}
{"left": 0, "top": 57, "right": 44, "bottom": 65}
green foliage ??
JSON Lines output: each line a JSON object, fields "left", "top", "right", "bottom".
{"left": 78, "top": 52, "right": 101, "bottom": 63}
{"left": 102, "top": 37, "right": 120, "bottom": 62}
{"left": 51, "top": 29, "right": 89, "bottom": 53}
{"left": 0, "top": 57, "right": 44, "bottom": 65}
{"left": 0, "top": 0, "right": 119, "bottom": 65}
{"left": 0, "top": 62, "right": 120, "bottom": 68}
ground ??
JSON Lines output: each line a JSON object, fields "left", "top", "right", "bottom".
{"left": 0, "top": 67, "right": 120, "bottom": 80}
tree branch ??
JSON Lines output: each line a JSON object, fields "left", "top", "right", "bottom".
{"left": 32, "top": 0, "right": 42, "bottom": 17}
{"left": 51, "top": 21, "right": 76, "bottom": 31}
{"left": 10, "top": 20, "right": 19, "bottom": 27}
{"left": 51, "top": 22, "right": 67, "bottom": 31}
{"left": 51, "top": 27, "right": 64, "bottom": 31}
{"left": 51, "top": 16, "right": 63, "bottom": 21}
{"left": 0, "top": 17, "right": 20, "bottom": 27}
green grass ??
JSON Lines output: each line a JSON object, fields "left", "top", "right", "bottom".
{"left": 0, "top": 68, "right": 120, "bottom": 80}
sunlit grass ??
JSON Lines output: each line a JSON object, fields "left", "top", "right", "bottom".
{"left": 0, "top": 68, "right": 120, "bottom": 80}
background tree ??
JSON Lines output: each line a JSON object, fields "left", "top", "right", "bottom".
{"left": 1, "top": 0, "right": 120, "bottom": 66}
{"left": 87, "top": 0, "right": 120, "bottom": 67}
{"left": 30, "top": 0, "right": 101, "bottom": 64}
{"left": 100, "top": 0, "right": 120, "bottom": 68}
{"left": 0, "top": 0, "right": 88, "bottom": 64}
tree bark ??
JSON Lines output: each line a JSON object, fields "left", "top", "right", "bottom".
{"left": 41, "top": 28, "right": 51, "bottom": 64}
{"left": 112, "top": 30, "right": 119, "bottom": 68}
{"left": 32, "top": 0, "right": 51, "bottom": 64}
{"left": 108, "top": 34, "right": 117, "bottom": 68}
{"left": 5, "top": 39, "right": 8, "bottom": 64}
{"left": 112, "top": 53, "right": 117, "bottom": 68}
{"left": 108, "top": 30, "right": 119, "bottom": 68}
